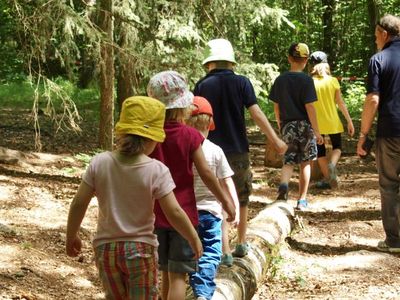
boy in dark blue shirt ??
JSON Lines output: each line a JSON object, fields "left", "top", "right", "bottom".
{"left": 269, "top": 42, "right": 323, "bottom": 210}
{"left": 195, "top": 38, "right": 287, "bottom": 259}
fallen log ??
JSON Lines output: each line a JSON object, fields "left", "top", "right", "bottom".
{"left": 186, "top": 201, "right": 295, "bottom": 300}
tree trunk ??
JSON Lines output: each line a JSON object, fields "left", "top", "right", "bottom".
{"left": 186, "top": 202, "right": 295, "bottom": 300}
{"left": 116, "top": 27, "right": 135, "bottom": 112}
{"left": 321, "top": 0, "right": 335, "bottom": 62}
{"left": 98, "top": 0, "right": 114, "bottom": 150}
{"left": 367, "top": 0, "right": 381, "bottom": 54}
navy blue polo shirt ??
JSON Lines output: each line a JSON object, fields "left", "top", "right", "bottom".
{"left": 367, "top": 37, "right": 400, "bottom": 137}
{"left": 194, "top": 69, "right": 257, "bottom": 154}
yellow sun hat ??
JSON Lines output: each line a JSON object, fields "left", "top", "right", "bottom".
{"left": 115, "top": 96, "right": 166, "bottom": 142}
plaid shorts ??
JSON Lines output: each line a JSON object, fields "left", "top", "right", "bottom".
{"left": 281, "top": 120, "right": 317, "bottom": 165}
{"left": 94, "top": 241, "right": 158, "bottom": 300}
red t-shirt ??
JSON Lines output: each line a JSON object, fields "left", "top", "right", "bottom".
{"left": 150, "top": 121, "right": 204, "bottom": 228}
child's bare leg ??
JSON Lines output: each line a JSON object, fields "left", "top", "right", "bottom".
{"left": 161, "top": 271, "right": 169, "bottom": 300}
{"left": 167, "top": 272, "right": 186, "bottom": 300}
{"left": 236, "top": 205, "right": 248, "bottom": 244}
{"left": 330, "top": 148, "right": 341, "bottom": 166}
{"left": 299, "top": 161, "right": 311, "bottom": 200}
{"left": 222, "top": 218, "right": 231, "bottom": 254}
{"left": 280, "top": 164, "right": 294, "bottom": 184}
{"left": 317, "top": 156, "right": 330, "bottom": 179}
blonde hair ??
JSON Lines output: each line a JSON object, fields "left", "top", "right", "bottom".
{"left": 187, "top": 113, "right": 212, "bottom": 132}
{"left": 165, "top": 107, "right": 191, "bottom": 123}
{"left": 205, "top": 60, "right": 234, "bottom": 71}
{"left": 311, "top": 62, "right": 331, "bottom": 76}
{"left": 115, "top": 134, "right": 147, "bottom": 156}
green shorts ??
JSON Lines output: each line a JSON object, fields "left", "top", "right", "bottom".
{"left": 225, "top": 152, "right": 253, "bottom": 206}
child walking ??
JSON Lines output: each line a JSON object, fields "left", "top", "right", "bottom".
{"left": 309, "top": 51, "right": 355, "bottom": 189}
{"left": 147, "top": 71, "right": 236, "bottom": 300}
{"left": 186, "top": 96, "right": 240, "bottom": 300}
{"left": 66, "top": 96, "right": 202, "bottom": 300}
{"left": 194, "top": 38, "right": 288, "bottom": 258}
{"left": 269, "top": 43, "right": 323, "bottom": 210}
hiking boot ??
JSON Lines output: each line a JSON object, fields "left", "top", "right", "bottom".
{"left": 296, "top": 199, "right": 308, "bottom": 211}
{"left": 328, "top": 163, "right": 338, "bottom": 189}
{"left": 220, "top": 254, "right": 233, "bottom": 267}
{"left": 377, "top": 240, "right": 400, "bottom": 253}
{"left": 315, "top": 181, "right": 331, "bottom": 189}
{"left": 232, "top": 243, "right": 249, "bottom": 257}
{"left": 276, "top": 183, "right": 288, "bottom": 200}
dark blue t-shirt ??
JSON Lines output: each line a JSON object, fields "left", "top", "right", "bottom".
{"left": 367, "top": 38, "right": 400, "bottom": 137}
{"left": 194, "top": 69, "right": 257, "bottom": 154}
{"left": 269, "top": 71, "right": 317, "bottom": 126}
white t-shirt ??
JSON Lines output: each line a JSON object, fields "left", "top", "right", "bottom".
{"left": 193, "top": 139, "right": 234, "bottom": 219}
{"left": 83, "top": 152, "right": 175, "bottom": 248}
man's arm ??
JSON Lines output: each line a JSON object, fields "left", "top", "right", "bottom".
{"left": 356, "top": 93, "right": 379, "bottom": 156}
{"left": 248, "top": 104, "right": 287, "bottom": 155}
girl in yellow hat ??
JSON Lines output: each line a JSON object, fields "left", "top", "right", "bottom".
{"left": 66, "top": 96, "right": 202, "bottom": 299}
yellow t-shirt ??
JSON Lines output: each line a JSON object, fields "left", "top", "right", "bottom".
{"left": 313, "top": 75, "right": 344, "bottom": 134}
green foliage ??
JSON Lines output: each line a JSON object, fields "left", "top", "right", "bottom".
{"left": 341, "top": 80, "right": 367, "bottom": 120}
{"left": 0, "top": 78, "right": 99, "bottom": 115}
{"left": 0, "top": 81, "right": 37, "bottom": 109}
{"left": 236, "top": 62, "right": 279, "bottom": 119}
{"left": 3, "top": 0, "right": 400, "bottom": 148}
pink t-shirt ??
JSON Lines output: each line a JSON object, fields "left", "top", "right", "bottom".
{"left": 82, "top": 152, "right": 175, "bottom": 248}
{"left": 150, "top": 121, "right": 204, "bottom": 228}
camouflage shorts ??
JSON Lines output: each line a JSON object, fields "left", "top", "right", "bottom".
{"left": 281, "top": 120, "right": 317, "bottom": 165}
{"left": 225, "top": 152, "right": 253, "bottom": 206}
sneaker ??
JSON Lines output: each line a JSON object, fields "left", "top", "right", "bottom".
{"left": 196, "top": 297, "right": 207, "bottom": 300}
{"left": 377, "top": 240, "right": 400, "bottom": 253}
{"left": 296, "top": 199, "right": 308, "bottom": 211}
{"left": 315, "top": 181, "right": 331, "bottom": 189}
{"left": 276, "top": 183, "right": 288, "bottom": 200}
{"left": 220, "top": 254, "right": 233, "bottom": 267}
{"left": 328, "top": 163, "right": 338, "bottom": 188}
{"left": 232, "top": 243, "right": 249, "bottom": 257}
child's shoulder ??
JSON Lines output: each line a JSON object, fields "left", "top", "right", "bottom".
{"left": 202, "top": 139, "right": 225, "bottom": 157}
{"left": 90, "top": 151, "right": 112, "bottom": 162}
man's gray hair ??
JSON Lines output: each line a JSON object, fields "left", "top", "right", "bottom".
{"left": 377, "top": 14, "right": 400, "bottom": 37}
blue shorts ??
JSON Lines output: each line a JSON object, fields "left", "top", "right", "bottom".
{"left": 281, "top": 120, "right": 317, "bottom": 165}
{"left": 155, "top": 228, "right": 198, "bottom": 273}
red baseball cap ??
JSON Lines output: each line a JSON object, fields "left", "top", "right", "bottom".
{"left": 191, "top": 96, "right": 215, "bottom": 130}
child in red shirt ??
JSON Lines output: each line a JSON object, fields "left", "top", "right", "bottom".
{"left": 148, "top": 71, "right": 236, "bottom": 300}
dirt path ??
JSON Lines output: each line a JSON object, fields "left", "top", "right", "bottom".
{"left": 250, "top": 150, "right": 400, "bottom": 299}
{"left": 1, "top": 111, "right": 400, "bottom": 299}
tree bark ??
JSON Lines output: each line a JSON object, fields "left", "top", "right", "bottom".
{"left": 116, "top": 27, "right": 135, "bottom": 112}
{"left": 98, "top": 0, "right": 114, "bottom": 150}
{"left": 367, "top": 0, "right": 381, "bottom": 54}
{"left": 321, "top": 0, "right": 335, "bottom": 63}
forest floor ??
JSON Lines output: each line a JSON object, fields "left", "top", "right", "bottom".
{"left": 1, "top": 109, "right": 400, "bottom": 300}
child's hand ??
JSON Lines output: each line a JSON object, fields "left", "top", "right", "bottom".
{"left": 190, "top": 236, "right": 203, "bottom": 259}
{"left": 66, "top": 236, "right": 82, "bottom": 257}
{"left": 347, "top": 122, "right": 355, "bottom": 137}
{"left": 315, "top": 133, "right": 324, "bottom": 145}
{"left": 275, "top": 139, "right": 288, "bottom": 155}
{"left": 223, "top": 200, "right": 236, "bottom": 222}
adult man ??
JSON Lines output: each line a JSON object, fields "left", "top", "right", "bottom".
{"left": 357, "top": 14, "right": 400, "bottom": 252}
{"left": 194, "top": 39, "right": 287, "bottom": 259}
